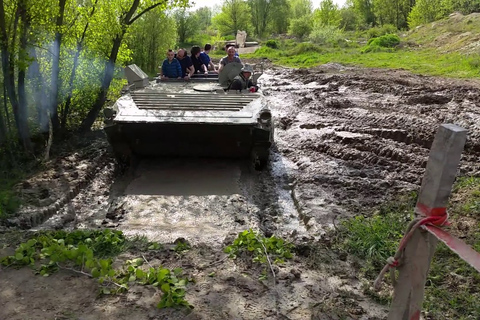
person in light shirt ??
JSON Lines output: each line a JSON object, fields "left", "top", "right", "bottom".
{"left": 218, "top": 46, "right": 242, "bottom": 73}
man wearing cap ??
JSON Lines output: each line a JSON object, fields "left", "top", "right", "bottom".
{"left": 228, "top": 64, "right": 258, "bottom": 92}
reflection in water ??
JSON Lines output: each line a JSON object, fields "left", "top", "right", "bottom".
{"left": 125, "top": 158, "right": 242, "bottom": 196}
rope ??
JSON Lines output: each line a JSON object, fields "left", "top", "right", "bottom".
{"left": 373, "top": 204, "right": 449, "bottom": 291}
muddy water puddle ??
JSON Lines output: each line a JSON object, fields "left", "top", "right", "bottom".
{"left": 115, "top": 158, "right": 261, "bottom": 245}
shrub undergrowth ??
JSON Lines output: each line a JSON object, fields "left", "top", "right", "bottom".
{"left": 362, "top": 34, "right": 401, "bottom": 53}
{"left": 336, "top": 178, "right": 480, "bottom": 319}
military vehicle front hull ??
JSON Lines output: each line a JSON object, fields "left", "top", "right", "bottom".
{"left": 104, "top": 82, "right": 273, "bottom": 168}
{"left": 104, "top": 121, "right": 271, "bottom": 159}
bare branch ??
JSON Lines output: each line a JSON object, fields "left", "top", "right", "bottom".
{"left": 128, "top": 0, "right": 167, "bottom": 25}
{"left": 141, "top": 254, "right": 153, "bottom": 268}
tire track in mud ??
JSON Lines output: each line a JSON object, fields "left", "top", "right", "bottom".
{"left": 261, "top": 65, "right": 480, "bottom": 227}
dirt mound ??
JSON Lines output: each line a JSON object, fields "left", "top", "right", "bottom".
{"left": 406, "top": 12, "right": 480, "bottom": 54}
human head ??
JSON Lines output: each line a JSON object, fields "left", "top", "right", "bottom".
{"left": 225, "top": 44, "right": 234, "bottom": 52}
{"left": 191, "top": 45, "right": 201, "bottom": 57}
{"left": 241, "top": 64, "right": 253, "bottom": 78}
{"left": 166, "top": 49, "right": 175, "bottom": 61}
{"left": 204, "top": 43, "right": 212, "bottom": 52}
{"left": 227, "top": 46, "right": 236, "bottom": 58}
{"left": 177, "top": 48, "right": 186, "bottom": 59}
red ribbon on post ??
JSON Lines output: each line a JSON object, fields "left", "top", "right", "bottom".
{"left": 416, "top": 203, "right": 449, "bottom": 226}
{"left": 375, "top": 202, "right": 480, "bottom": 292}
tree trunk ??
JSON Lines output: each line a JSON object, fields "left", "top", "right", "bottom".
{"left": 0, "top": 82, "right": 6, "bottom": 145}
{"left": 50, "top": 0, "right": 66, "bottom": 132}
{"left": 17, "top": 0, "right": 32, "bottom": 151}
{"left": 80, "top": 34, "right": 123, "bottom": 131}
{"left": 61, "top": 0, "right": 97, "bottom": 132}
{"left": 0, "top": 0, "right": 32, "bottom": 152}
{"left": 29, "top": 48, "right": 49, "bottom": 132}
{"left": 80, "top": 0, "right": 164, "bottom": 131}
{"left": 61, "top": 43, "right": 81, "bottom": 132}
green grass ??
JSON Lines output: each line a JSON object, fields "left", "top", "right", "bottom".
{"left": 335, "top": 178, "right": 480, "bottom": 319}
{"left": 244, "top": 42, "right": 480, "bottom": 78}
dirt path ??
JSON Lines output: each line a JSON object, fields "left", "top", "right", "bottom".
{"left": 2, "top": 64, "right": 480, "bottom": 320}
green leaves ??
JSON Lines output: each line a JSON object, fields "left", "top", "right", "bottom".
{"left": 224, "top": 229, "right": 294, "bottom": 276}
{"left": 0, "top": 229, "right": 192, "bottom": 309}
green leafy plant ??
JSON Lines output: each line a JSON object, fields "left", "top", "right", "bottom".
{"left": 309, "top": 25, "right": 346, "bottom": 47}
{"left": 0, "top": 188, "right": 20, "bottom": 220}
{"left": 173, "top": 239, "right": 191, "bottom": 253}
{"left": 366, "top": 24, "right": 398, "bottom": 39}
{"left": 224, "top": 229, "right": 294, "bottom": 267}
{"left": 148, "top": 242, "right": 162, "bottom": 250}
{"left": 265, "top": 39, "right": 279, "bottom": 49}
{"left": 362, "top": 34, "right": 401, "bottom": 53}
{"left": 0, "top": 229, "right": 191, "bottom": 309}
{"left": 287, "top": 42, "right": 323, "bottom": 56}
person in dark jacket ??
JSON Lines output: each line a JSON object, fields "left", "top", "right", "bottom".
{"left": 160, "top": 49, "right": 182, "bottom": 79}
{"left": 177, "top": 48, "right": 194, "bottom": 80}
{"left": 228, "top": 64, "right": 258, "bottom": 92}
{"left": 190, "top": 45, "right": 208, "bottom": 75}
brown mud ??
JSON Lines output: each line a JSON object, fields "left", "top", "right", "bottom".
{"left": 1, "top": 64, "right": 480, "bottom": 320}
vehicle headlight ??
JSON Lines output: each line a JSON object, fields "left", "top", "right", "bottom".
{"left": 258, "top": 110, "right": 272, "bottom": 125}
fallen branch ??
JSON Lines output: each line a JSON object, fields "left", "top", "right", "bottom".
{"left": 257, "top": 236, "right": 276, "bottom": 282}
{"left": 200, "top": 256, "right": 229, "bottom": 270}
{"left": 43, "top": 110, "right": 53, "bottom": 162}
{"left": 56, "top": 263, "right": 126, "bottom": 290}
{"left": 142, "top": 254, "right": 153, "bottom": 268}
{"left": 56, "top": 263, "right": 92, "bottom": 278}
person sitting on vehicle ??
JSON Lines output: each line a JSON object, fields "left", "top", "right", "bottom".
{"left": 160, "top": 49, "right": 182, "bottom": 80}
{"left": 225, "top": 43, "right": 239, "bottom": 57}
{"left": 190, "top": 45, "right": 208, "bottom": 75}
{"left": 228, "top": 64, "right": 258, "bottom": 92}
{"left": 218, "top": 46, "right": 242, "bottom": 73}
{"left": 177, "top": 48, "right": 194, "bottom": 80}
{"left": 199, "top": 43, "right": 217, "bottom": 72}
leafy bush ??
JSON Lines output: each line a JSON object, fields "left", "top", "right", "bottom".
{"left": 253, "top": 46, "right": 277, "bottom": 57}
{"left": 362, "top": 34, "right": 400, "bottom": 53}
{"left": 366, "top": 24, "right": 398, "bottom": 39}
{"left": 287, "top": 42, "right": 323, "bottom": 56}
{"left": 309, "top": 25, "right": 346, "bottom": 46}
{"left": 0, "top": 189, "right": 19, "bottom": 220}
{"left": 264, "top": 39, "right": 279, "bottom": 49}
{"left": 288, "top": 16, "right": 313, "bottom": 39}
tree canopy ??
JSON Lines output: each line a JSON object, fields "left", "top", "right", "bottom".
{"left": 0, "top": 0, "right": 477, "bottom": 159}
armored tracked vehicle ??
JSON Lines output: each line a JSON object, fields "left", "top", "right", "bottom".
{"left": 103, "top": 63, "right": 273, "bottom": 169}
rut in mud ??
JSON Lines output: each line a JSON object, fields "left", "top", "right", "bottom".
{"left": 2, "top": 64, "right": 480, "bottom": 320}
{"left": 264, "top": 64, "right": 480, "bottom": 229}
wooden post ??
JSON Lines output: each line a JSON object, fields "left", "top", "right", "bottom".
{"left": 388, "top": 124, "right": 467, "bottom": 320}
